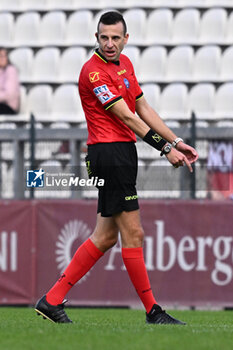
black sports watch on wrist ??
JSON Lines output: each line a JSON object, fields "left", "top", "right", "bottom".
{"left": 160, "top": 143, "right": 172, "bottom": 157}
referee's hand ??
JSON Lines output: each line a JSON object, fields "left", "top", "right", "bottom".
{"left": 166, "top": 144, "right": 198, "bottom": 173}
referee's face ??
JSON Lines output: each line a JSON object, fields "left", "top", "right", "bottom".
{"left": 96, "top": 22, "right": 129, "bottom": 61}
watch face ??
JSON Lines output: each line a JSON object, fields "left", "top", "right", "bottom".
{"left": 164, "top": 145, "right": 171, "bottom": 153}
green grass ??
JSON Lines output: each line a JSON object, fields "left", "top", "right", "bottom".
{"left": 0, "top": 308, "right": 233, "bottom": 350}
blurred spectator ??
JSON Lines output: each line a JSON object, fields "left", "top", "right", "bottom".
{"left": 208, "top": 172, "right": 233, "bottom": 200}
{"left": 0, "top": 47, "right": 20, "bottom": 115}
{"left": 207, "top": 141, "right": 233, "bottom": 200}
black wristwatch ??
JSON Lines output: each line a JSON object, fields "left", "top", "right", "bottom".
{"left": 160, "top": 143, "right": 172, "bottom": 157}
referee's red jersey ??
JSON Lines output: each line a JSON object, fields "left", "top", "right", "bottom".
{"left": 78, "top": 49, "right": 143, "bottom": 145}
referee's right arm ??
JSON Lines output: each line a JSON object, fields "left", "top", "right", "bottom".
{"left": 110, "top": 98, "right": 151, "bottom": 138}
{"left": 109, "top": 97, "right": 196, "bottom": 172}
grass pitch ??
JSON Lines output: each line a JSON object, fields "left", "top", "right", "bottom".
{"left": 0, "top": 307, "right": 232, "bottom": 350}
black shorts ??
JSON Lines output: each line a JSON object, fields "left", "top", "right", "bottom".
{"left": 85, "top": 142, "right": 139, "bottom": 217}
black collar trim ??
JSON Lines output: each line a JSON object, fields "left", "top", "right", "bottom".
{"left": 95, "top": 49, "right": 120, "bottom": 66}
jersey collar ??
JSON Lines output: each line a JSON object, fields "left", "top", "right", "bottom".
{"left": 95, "top": 49, "right": 120, "bottom": 66}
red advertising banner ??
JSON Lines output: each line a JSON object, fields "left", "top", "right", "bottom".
{"left": 140, "top": 201, "right": 233, "bottom": 308}
{"left": 0, "top": 199, "right": 232, "bottom": 308}
{"left": 0, "top": 201, "right": 35, "bottom": 304}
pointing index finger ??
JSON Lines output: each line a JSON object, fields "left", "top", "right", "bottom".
{"left": 184, "top": 157, "right": 193, "bottom": 173}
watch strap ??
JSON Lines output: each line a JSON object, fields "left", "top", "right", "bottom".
{"left": 172, "top": 137, "right": 184, "bottom": 148}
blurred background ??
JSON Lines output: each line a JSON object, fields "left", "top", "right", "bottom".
{"left": 0, "top": 0, "right": 232, "bottom": 308}
{"left": 0, "top": 0, "right": 232, "bottom": 200}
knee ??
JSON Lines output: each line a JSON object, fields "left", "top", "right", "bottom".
{"left": 132, "top": 227, "right": 145, "bottom": 246}
{"left": 91, "top": 229, "right": 118, "bottom": 252}
{"left": 122, "top": 227, "right": 145, "bottom": 248}
{"left": 102, "top": 233, "right": 118, "bottom": 250}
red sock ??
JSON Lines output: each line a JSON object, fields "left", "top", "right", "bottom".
{"left": 122, "top": 247, "right": 157, "bottom": 313}
{"left": 46, "top": 238, "right": 104, "bottom": 305}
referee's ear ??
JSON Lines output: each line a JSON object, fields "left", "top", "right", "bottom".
{"left": 95, "top": 32, "right": 99, "bottom": 42}
{"left": 124, "top": 33, "right": 129, "bottom": 44}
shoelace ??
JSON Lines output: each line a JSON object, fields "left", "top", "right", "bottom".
{"left": 53, "top": 299, "right": 70, "bottom": 321}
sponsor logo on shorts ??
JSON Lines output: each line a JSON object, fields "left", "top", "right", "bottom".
{"left": 93, "top": 84, "right": 115, "bottom": 104}
{"left": 85, "top": 160, "right": 92, "bottom": 176}
{"left": 89, "top": 71, "right": 100, "bottom": 83}
{"left": 125, "top": 195, "right": 138, "bottom": 201}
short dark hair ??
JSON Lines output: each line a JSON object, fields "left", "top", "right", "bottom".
{"left": 97, "top": 11, "right": 127, "bottom": 35}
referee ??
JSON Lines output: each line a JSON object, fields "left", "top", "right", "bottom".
{"left": 35, "top": 11, "right": 198, "bottom": 324}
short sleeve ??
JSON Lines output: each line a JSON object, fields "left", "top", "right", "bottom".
{"left": 131, "top": 66, "right": 143, "bottom": 101}
{"left": 89, "top": 70, "right": 123, "bottom": 110}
